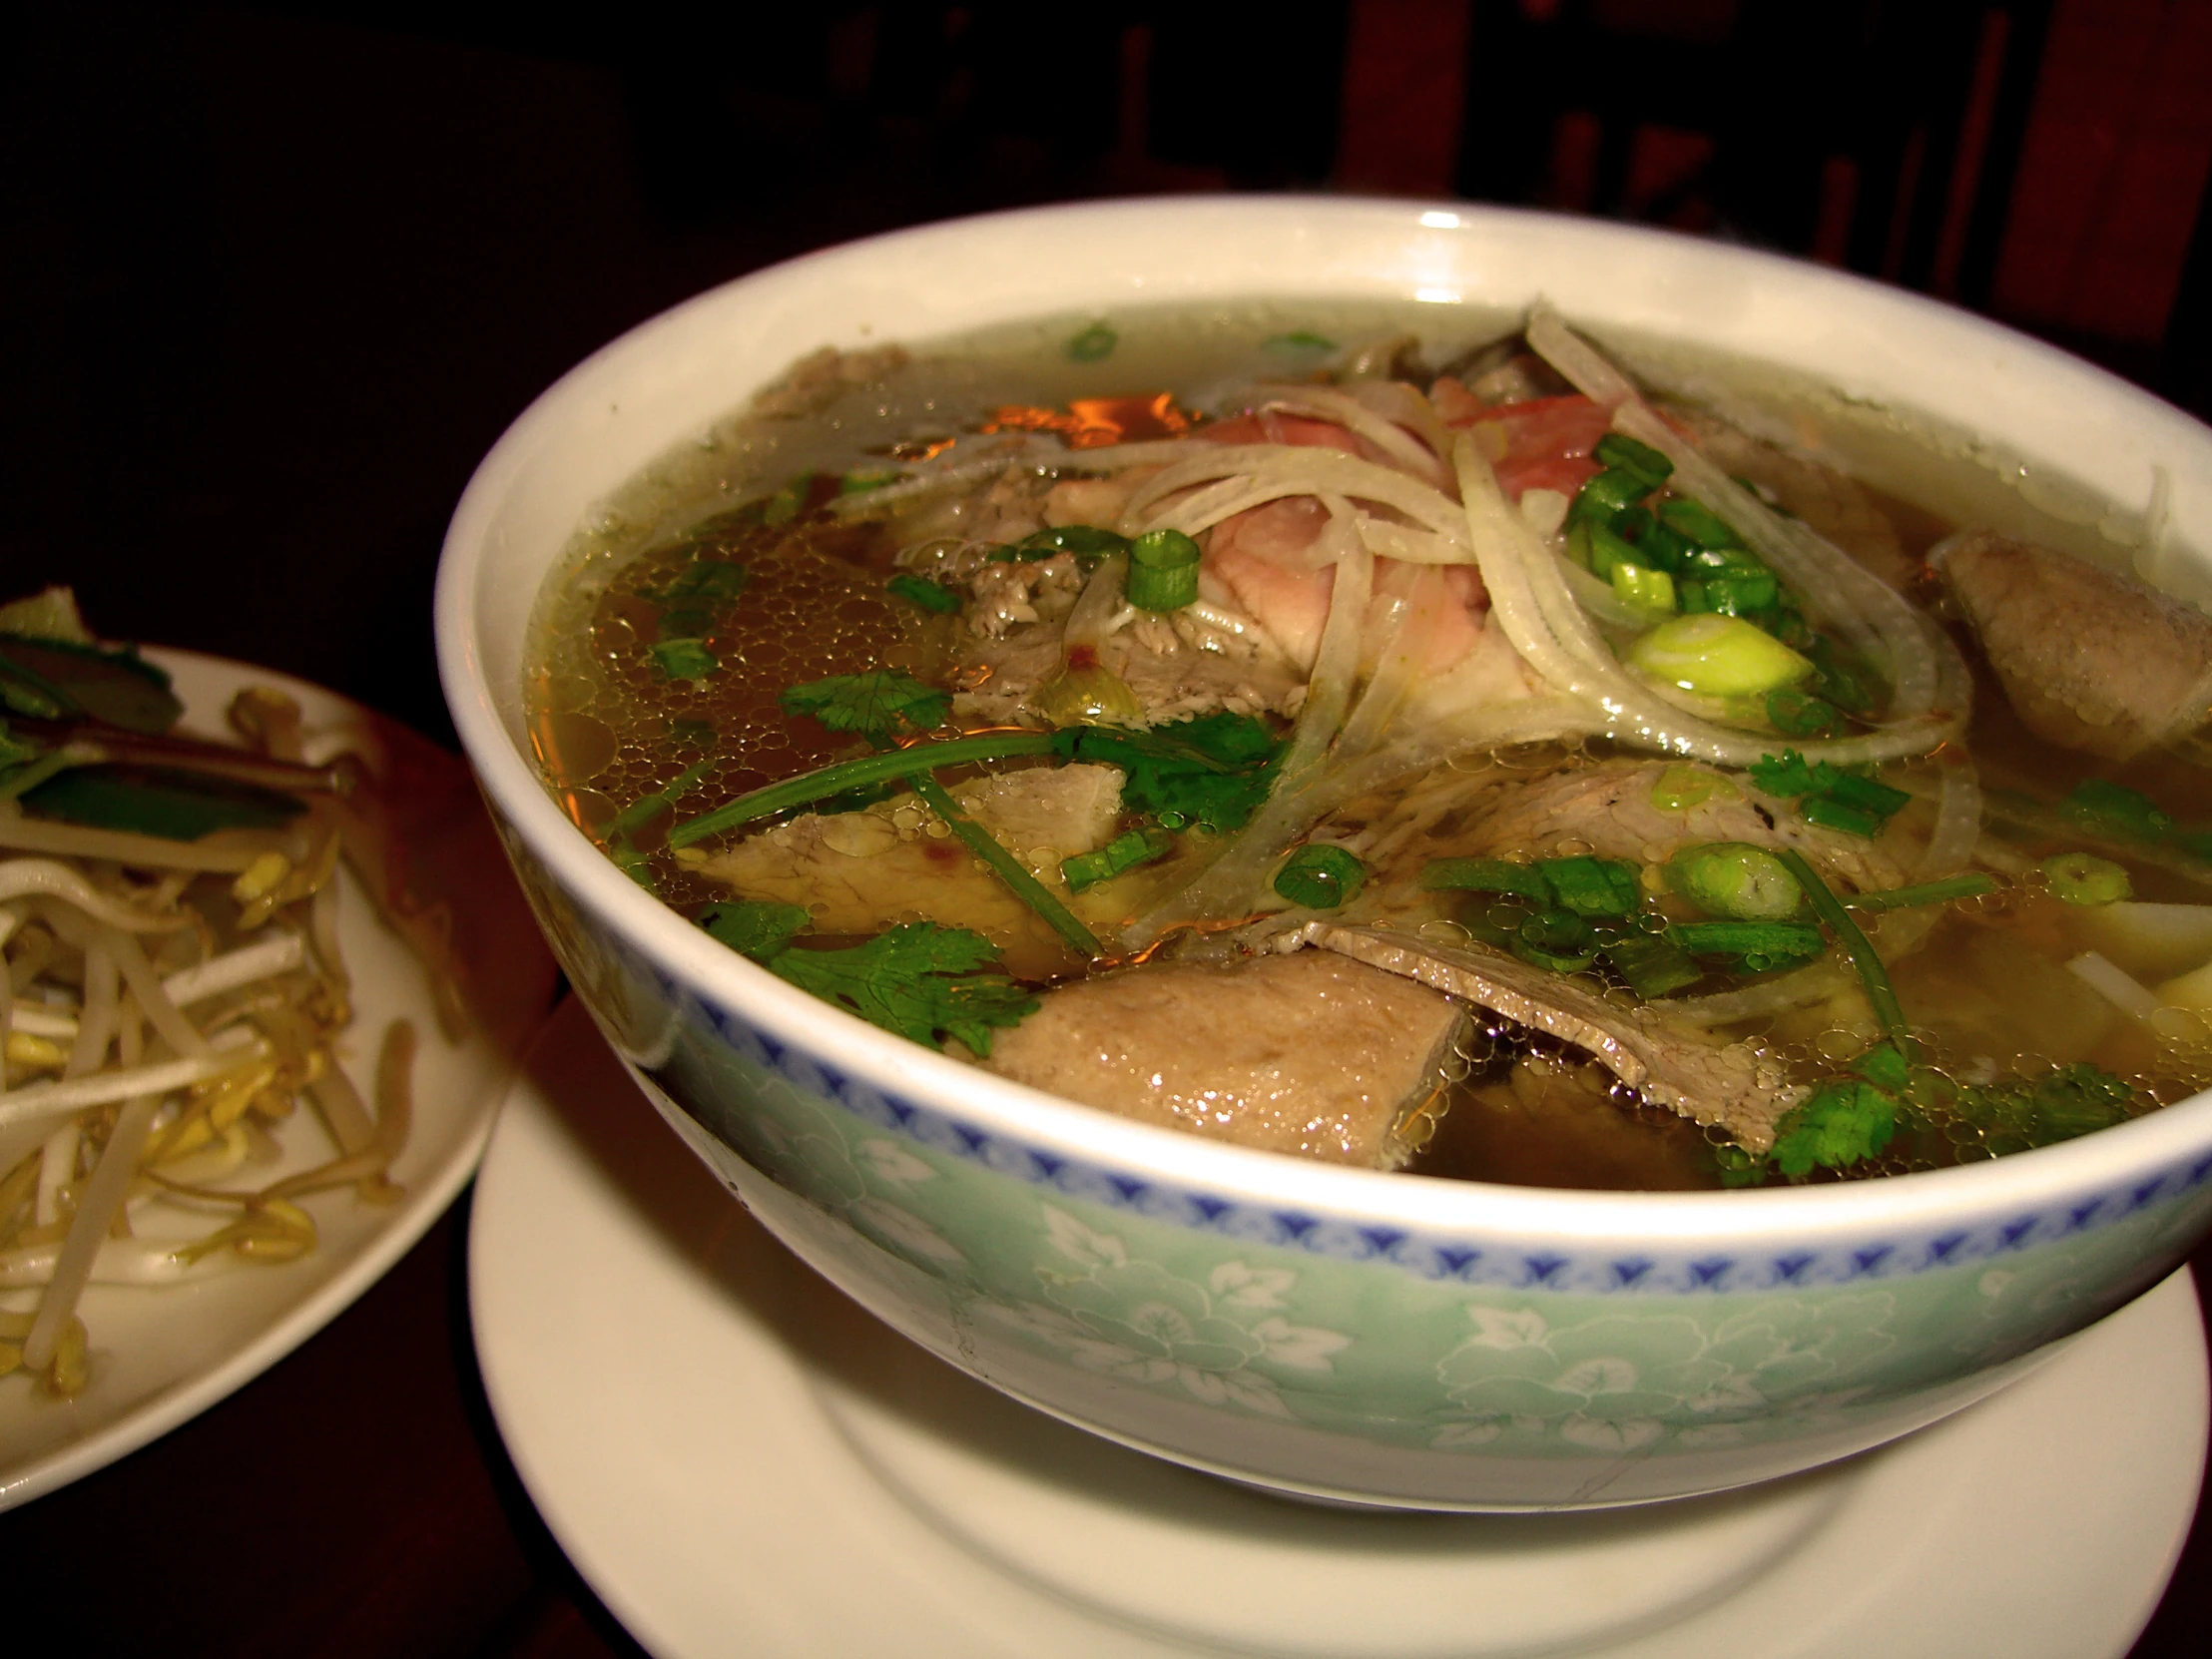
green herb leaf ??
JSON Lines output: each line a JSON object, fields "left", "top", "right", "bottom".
{"left": 886, "top": 574, "right": 963, "bottom": 615}
{"left": 1772, "top": 1080, "right": 1898, "bottom": 1177}
{"left": 0, "top": 637, "right": 183, "bottom": 735}
{"left": 781, "top": 671, "right": 949, "bottom": 738}
{"left": 765, "top": 922, "right": 1039, "bottom": 1055}
{"left": 1263, "top": 330, "right": 1337, "bottom": 352}
{"left": 1953, "top": 1062, "right": 2136, "bottom": 1147}
{"left": 697, "top": 899, "right": 812, "bottom": 962}
{"left": 1053, "top": 711, "right": 1282, "bottom": 832}
{"left": 651, "top": 639, "right": 720, "bottom": 682}
{"left": 23, "top": 765, "right": 305, "bottom": 841}
{"left": 1274, "top": 843, "right": 1367, "bottom": 909}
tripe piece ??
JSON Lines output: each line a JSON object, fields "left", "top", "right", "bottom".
{"left": 1285, "top": 922, "right": 1798, "bottom": 1152}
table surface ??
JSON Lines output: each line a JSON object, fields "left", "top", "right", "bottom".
{"left": 7, "top": 9, "right": 2212, "bottom": 1655}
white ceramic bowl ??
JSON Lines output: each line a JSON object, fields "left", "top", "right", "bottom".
{"left": 437, "top": 198, "right": 2212, "bottom": 1509}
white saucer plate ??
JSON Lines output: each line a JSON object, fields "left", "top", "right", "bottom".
{"left": 0, "top": 649, "right": 552, "bottom": 1509}
{"left": 471, "top": 1001, "right": 2210, "bottom": 1659}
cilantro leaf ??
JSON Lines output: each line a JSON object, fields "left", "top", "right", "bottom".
{"left": 767, "top": 922, "right": 1037, "bottom": 1055}
{"left": 1054, "top": 711, "right": 1283, "bottom": 832}
{"left": 781, "top": 672, "right": 949, "bottom": 738}
{"left": 1954, "top": 1062, "right": 2136, "bottom": 1147}
{"left": 698, "top": 899, "right": 812, "bottom": 961}
{"left": 1771, "top": 1080, "right": 1898, "bottom": 1178}
{"left": 652, "top": 639, "right": 719, "bottom": 682}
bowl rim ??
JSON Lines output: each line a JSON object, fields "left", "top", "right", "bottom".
{"left": 437, "top": 192, "right": 2212, "bottom": 1253}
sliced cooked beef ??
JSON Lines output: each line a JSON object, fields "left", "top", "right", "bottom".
{"left": 1933, "top": 530, "right": 2212, "bottom": 759}
{"left": 1287, "top": 923, "right": 1797, "bottom": 1151}
{"left": 700, "top": 764, "right": 1123, "bottom": 979}
{"left": 981, "top": 949, "right": 1462, "bottom": 1167}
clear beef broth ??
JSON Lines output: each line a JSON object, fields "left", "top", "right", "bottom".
{"left": 527, "top": 302, "right": 2212, "bottom": 1192}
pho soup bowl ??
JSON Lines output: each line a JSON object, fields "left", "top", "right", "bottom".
{"left": 437, "top": 197, "right": 2212, "bottom": 1510}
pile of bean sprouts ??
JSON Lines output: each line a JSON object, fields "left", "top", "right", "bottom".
{"left": 0, "top": 688, "right": 410, "bottom": 1398}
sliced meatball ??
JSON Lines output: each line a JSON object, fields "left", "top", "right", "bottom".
{"left": 982, "top": 949, "right": 1462, "bottom": 1168}
{"left": 1933, "top": 530, "right": 2212, "bottom": 760}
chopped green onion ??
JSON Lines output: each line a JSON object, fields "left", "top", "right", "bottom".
{"left": 886, "top": 574, "right": 963, "bottom": 615}
{"left": 1649, "top": 765, "right": 1732, "bottom": 812}
{"left": 1036, "top": 663, "right": 1146, "bottom": 726}
{"left": 839, "top": 470, "right": 898, "bottom": 496}
{"left": 1264, "top": 330, "right": 1337, "bottom": 351}
{"left": 1000, "top": 524, "right": 1131, "bottom": 563}
{"left": 1671, "top": 920, "right": 1825, "bottom": 958}
{"left": 1593, "top": 432, "right": 1673, "bottom": 486}
{"left": 1601, "top": 931, "right": 1703, "bottom": 998}
{"left": 1656, "top": 497, "right": 1743, "bottom": 550}
{"left": 1799, "top": 797, "right": 1886, "bottom": 838}
{"left": 1066, "top": 321, "right": 1117, "bottom": 362}
{"left": 1580, "top": 521, "right": 1646, "bottom": 580}
{"left": 1632, "top": 520, "right": 1693, "bottom": 573}
{"left": 1669, "top": 841, "right": 1805, "bottom": 921}
{"left": 1513, "top": 907, "right": 1598, "bottom": 973}
{"left": 1061, "top": 827, "right": 1175, "bottom": 892}
{"left": 1537, "top": 855, "right": 1641, "bottom": 918}
{"left": 1126, "top": 528, "right": 1202, "bottom": 612}
{"left": 1626, "top": 614, "right": 1814, "bottom": 697}
{"left": 909, "top": 773, "right": 1101, "bottom": 958}
{"left": 1611, "top": 561, "right": 1676, "bottom": 619}
{"left": 1569, "top": 466, "right": 1652, "bottom": 526}
{"left": 1419, "top": 857, "right": 1550, "bottom": 900}
{"left": 1846, "top": 872, "right": 1997, "bottom": 912}
{"left": 1806, "top": 634, "right": 1885, "bottom": 716}
{"left": 1822, "top": 773, "right": 1913, "bottom": 819}
{"left": 2041, "top": 850, "right": 2132, "bottom": 905}
{"left": 1275, "top": 843, "right": 1368, "bottom": 909}
{"left": 1767, "top": 687, "right": 1844, "bottom": 738}
{"left": 1776, "top": 846, "right": 1914, "bottom": 1062}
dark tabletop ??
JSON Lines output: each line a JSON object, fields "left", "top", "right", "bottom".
{"left": 5, "top": 8, "right": 2209, "bottom": 1654}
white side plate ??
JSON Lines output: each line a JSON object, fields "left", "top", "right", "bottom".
{"left": 0, "top": 648, "right": 553, "bottom": 1510}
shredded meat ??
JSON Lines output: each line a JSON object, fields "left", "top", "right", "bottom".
{"left": 1934, "top": 530, "right": 2212, "bottom": 759}
{"left": 982, "top": 949, "right": 1461, "bottom": 1167}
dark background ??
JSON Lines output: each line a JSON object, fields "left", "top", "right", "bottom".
{"left": 6, "top": 3, "right": 2212, "bottom": 1654}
